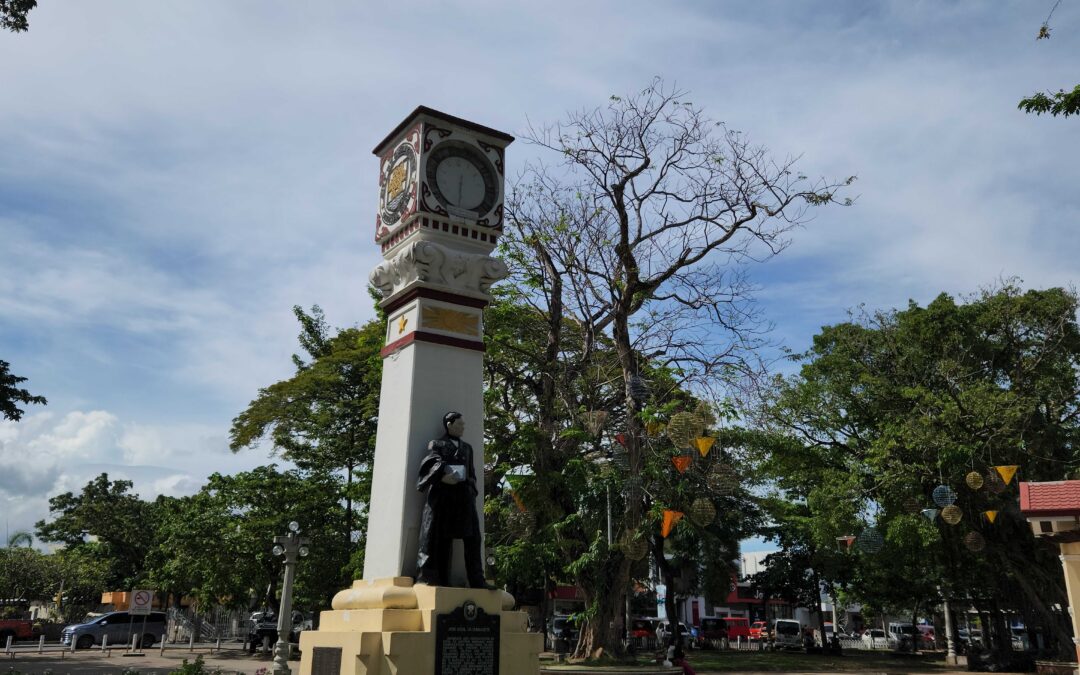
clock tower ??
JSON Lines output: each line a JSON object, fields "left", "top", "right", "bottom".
{"left": 365, "top": 107, "right": 513, "bottom": 583}
{"left": 298, "top": 108, "right": 539, "bottom": 675}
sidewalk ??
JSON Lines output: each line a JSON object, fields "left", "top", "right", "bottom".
{"left": 2, "top": 647, "right": 280, "bottom": 674}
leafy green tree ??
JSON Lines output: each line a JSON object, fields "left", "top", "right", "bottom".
{"left": 0, "top": 546, "right": 55, "bottom": 603}
{"left": 230, "top": 306, "right": 383, "bottom": 559}
{"left": 146, "top": 466, "right": 349, "bottom": 610}
{"left": 53, "top": 546, "right": 111, "bottom": 621}
{"left": 761, "top": 284, "right": 1080, "bottom": 656}
{"left": 5, "top": 531, "right": 33, "bottom": 548}
{"left": 35, "top": 473, "right": 156, "bottom": 590}
{"left": 0, "top": 0, "right": 35, "bottom": 33}
{"left": 0, "top": 360, "right": 46, "bottom": 421}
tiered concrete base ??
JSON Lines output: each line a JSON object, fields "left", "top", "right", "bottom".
{"left": 299, "top": 577, "right": 541, "bottom": 675}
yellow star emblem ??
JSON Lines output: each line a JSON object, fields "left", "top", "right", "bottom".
{"left": 397, "top": 315, "right": 408, "bottom": 334}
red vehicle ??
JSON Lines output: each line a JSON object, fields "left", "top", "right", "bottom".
{"left": 0, "top": 619, "right": 34, "bottom": 645}
{"left": 749, "top": 620, "right": 769, "bottom": 640}
{"left": 629, "top": 618, "right": 658, "bottom": 641}
{"left": 723, "top": 616, "right": 751, "bottom": 640}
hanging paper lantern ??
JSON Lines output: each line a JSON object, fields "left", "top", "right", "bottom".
{"left": 963, "top": 531, "right": 986, "bottom": 552}
{"left": 836, "top": 535, "right": 857, "bottom": 551}
{"left": 583, "top": 410, "right": 609, "bottom": 436}
{"left": 707, "top": 464, "right": 739, "bottom": 496}
{"left": 667, "top": 412, "right": 705, "bottom": 449}
{"left": 965, "top": 471, "right": 984, "bottom": 490}
{"left": 921, "top": 508, "right": 939, "bottom": 522}
{"left": 689, "top": 498, "right": 716, "bottom": 526}
{"left": 986, "top": 470, "right": 1006, "bottom": 494}
{"left": 994, "top": 465, "right": 1019, "bottom": 486}
{"left": 661, "top": 510, "right": 685, "bottom": 538}
{"left": 857, "top": 528, "right": 884, "bottom": 553}
{"left": 932, "top": 485, "right": 957, "bottom": 507}
{"left": 629, "top": 375, "right": 651, "bottom": 402}
{"left": 694, "top": 436, "right": 716, "bottom": 458}
{"left": 615, "top": 433, "right": 628, "bottom": 448}
{"left": 621, "top": 533, "right": 649, "bottom": 560}
{"left": 983, "top": 510, "right": 998, "bottom": 524}
{"left": 941, "top": 505, "right": 963, "bottom": 525}
{"left": 694, "top": 401, "right": 717, "bottom": 428}
{"left": 903, "top": 496, "right": 922, "bottom": 513}
{"left": 645, "top": 420, "right": 666, "bottom": 437}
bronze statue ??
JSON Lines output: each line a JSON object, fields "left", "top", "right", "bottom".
{"left": 415, "top": 411, "right": 489, "bottom": 588}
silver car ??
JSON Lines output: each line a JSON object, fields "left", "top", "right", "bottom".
{"left": 61, "top": 611, "right": 167, "bottom": 649}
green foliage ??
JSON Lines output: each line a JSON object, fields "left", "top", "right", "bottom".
{"left": 146, "top": 466, "right": 350, "bottom": 610}
{"left": 1019, "top": 84, "right": 1080, "bottom": 117}
{"left": 35, "top": 473, "right": 156, "bottom": 590}
{"left": 169, "top": 655, "right": 221, "bottom": 675}
{"left": 762, "top": 284, "right": 1080, "bottom": 650}
{"left": 0, "top": 546, "right": 55, "bottom": 602}
{"left": 0, "top": 359, "right": 46, "bottom": 421}
{"left": 0, "top": 0, "right": 36, "bottom": 33}
{"left": 230, "top": 306, "right": 383, "bottom": 560}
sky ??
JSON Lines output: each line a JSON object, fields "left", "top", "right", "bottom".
{"left": 1, "top": 1, "right": 1078, "bottom": 549}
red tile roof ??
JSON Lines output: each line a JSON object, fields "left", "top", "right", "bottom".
{"left": 1019, "top": 481, "right": 1080, "bottom": 516}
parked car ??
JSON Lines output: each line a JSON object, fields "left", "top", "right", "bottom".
{"left": 629, "top": 618, "right": 658, "bottom": 647}
{"left": 773, "top": 619, "right": 802, "bottom": 650}
{"left": 861, "top": 628, "right": 895, "bottom": 648}
{"left": 698, "top": 617, "right": 727, "bottom": 647}
{"left": 547, "top": 616, "right": 579, "bottom": 652}
{"left": 0, "top": 619, "right": 35, "bottom": 645}
{"left": 722, "top": 616, "right": 751, "bottom": 641}
{"left": 61, "top": 611, "right": 167, "bottom": 649}
{"left": 749, "top": 620, "right": 769, "bottom": 640}
{"left": 655, "top": 621, "right": 690, "bottom": 646}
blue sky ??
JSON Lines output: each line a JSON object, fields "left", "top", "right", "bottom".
{"left": 1, "top": 1, "right": 1078, "bottom": 546}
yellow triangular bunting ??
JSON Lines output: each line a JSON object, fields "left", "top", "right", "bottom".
{"left": 994, "top": 465, "right": 1019, "bottom": 486}
{"left": 984, "top": 510, "right": 998, "bottom": 524}
{"left": 694, "top": 436, "right": 716, "bottom": 457}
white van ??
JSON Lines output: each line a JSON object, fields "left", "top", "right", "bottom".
{"left": 773, "top": 619, "right": 802, "bottom": 649}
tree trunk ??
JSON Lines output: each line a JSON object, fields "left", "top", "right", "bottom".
{"left": 574, "top": 558, "right": 630, "bottom": 659}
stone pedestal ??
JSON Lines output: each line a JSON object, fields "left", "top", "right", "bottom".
{"left": 298, "top": 577, "right": 542, "bottom": 675}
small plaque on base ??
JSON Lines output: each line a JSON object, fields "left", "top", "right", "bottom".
{"left": 311, "top": 646, "right": 342, "bottom": 675}
{"left": 435, "top": 600, "right": 500, "bottom": 675}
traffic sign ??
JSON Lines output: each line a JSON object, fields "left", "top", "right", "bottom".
{"left": 130, "top": 589, "right": 154, "bottom": 616}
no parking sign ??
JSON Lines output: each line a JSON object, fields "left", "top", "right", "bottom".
{"left": 130, "top": 589, "right": 154, "bottom": 616}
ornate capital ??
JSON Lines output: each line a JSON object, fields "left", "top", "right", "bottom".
{"left": 369, "top": 239, "right": 507, "bottom": 302}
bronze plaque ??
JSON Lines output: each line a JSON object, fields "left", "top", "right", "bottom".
{"left": 435, "top": 601, "right": 500, "bottom": 675}
{"left": 311, "top": 646, "right": 342, "bottom": 675}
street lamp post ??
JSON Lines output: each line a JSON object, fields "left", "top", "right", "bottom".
{"left": 271, "top": 521, "right": 310, "bottom": 675}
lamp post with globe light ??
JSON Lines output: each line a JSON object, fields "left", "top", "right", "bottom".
{"left": 271, "top": 521, "right": 310, "bottom": 675}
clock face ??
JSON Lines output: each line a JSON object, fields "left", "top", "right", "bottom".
{"left": 380, "top": 141, "right": 417, "bottom": 228}
{"left": 425, "top": 141, "right": 499, "bottom": 220}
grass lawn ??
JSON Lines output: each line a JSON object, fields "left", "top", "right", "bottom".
{"left": 541, "top": 649, "right": 960, "bottom": 673}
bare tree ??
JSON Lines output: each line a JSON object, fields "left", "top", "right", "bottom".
{"left": 501, "top": 79, "right": 853, "bottom": 656}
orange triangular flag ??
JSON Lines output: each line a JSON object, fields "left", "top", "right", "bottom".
{"left": 671, "top": 456, "right": 692, "bottom": 473}
{"left": 510, "top": 491, "right": 526, "bottom": 513}
{"left": 994, "top": 465, "right": 1019, "bottom": 486}
{"left": 694, "top": 436, "right": 716, "bottom": 457}
{"left": 662, "top": 510, "right": 685, "bottom": 538}
{"left": 984, "top": 510, "right": 998, "bottom": 524}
